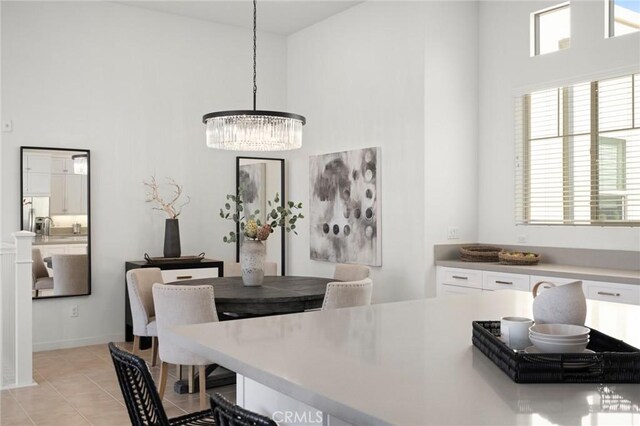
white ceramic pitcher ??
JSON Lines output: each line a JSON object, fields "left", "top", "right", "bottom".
{"left": 531, "top": 281, "right": 586, "bottom": 326}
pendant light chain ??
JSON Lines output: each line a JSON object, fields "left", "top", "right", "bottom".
{"left": 202, "top": 0, "right": 305, "bottom": 151}
{"left": 253, "top": 0, "right": 257, "bottom": 111}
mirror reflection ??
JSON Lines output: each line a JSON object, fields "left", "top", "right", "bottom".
{"left": 21, "top": 147, "right": 91, "bottom": 298}
{"left": 236, "top": 157, "right": 285, "bottom": 275}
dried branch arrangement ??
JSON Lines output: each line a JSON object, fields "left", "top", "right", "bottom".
{"left": 143, "top": 176, "right": 191, "bottom": 219}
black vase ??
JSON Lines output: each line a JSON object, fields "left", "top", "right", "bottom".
{"left": 163, "top": 219, "right": 181, "bottom": 258}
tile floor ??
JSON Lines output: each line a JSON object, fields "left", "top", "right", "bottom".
{"left": 0, "top": 342, "right": 236, "bottom": 425}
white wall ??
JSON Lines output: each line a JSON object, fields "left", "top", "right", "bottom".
{"left": 478, "top": 0, "right": 640, "bottom": 250}
{"left": 1, "top": 1, "right": 288, "bottom": 350}
{"left": 286, "top": 1, "right": 479, "bottom": 301}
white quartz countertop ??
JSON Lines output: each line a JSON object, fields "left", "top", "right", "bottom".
{"left": 166, "top": 291, "right": 640, "bottom": 425}
{"left": 32, "top": 235, "right": 88, "bottom": 245}
{"left": 436, "top": 259, "right": 640, "bottom": 285}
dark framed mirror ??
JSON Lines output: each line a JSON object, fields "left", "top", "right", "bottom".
{"left": 236, "top": 157, "right": 285, "bottom": 275}
{"left": 21, "top": 147, "right": 91, "bottom": 299}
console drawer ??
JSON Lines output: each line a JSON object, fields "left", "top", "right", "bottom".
{"left": 162, "top": 267, "right": 219, "bottom": 283}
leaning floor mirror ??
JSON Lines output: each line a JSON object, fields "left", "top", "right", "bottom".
{"left": 236, "top": 157, "right": 285, "bottom": 275}
{"left": 21, "top": 147, "right": 91, "bottom": 299}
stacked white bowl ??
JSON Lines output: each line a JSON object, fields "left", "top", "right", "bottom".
{"left": 529, "top": 324, "right": 590, "bottom": 353}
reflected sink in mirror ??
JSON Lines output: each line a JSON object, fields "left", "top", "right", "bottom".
{"left": 21, "top": 147, "right": 91, "bottom": 299}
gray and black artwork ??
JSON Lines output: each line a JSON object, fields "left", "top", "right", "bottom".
{"left": 239, "top": 162, "right": 266, "bottom": 223}
{"left": 309, "top": 147, "right": 381, "bottom": 266}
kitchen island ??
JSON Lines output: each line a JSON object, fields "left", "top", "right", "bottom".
{"left": 166, "top": 291, "right": 640, "bottom": 425}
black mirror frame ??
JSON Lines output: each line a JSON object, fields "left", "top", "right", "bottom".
{"left": 235, "top": 156, "right": 285, "bottom": 276}
{"left": 20, "top": 146, "right": 92, "bottom": 299}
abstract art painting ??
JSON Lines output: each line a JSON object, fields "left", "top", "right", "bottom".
{"left": 309, "top": 147, "right": 381, "bottom": 266}
{"left": 239, "top": 162, "right": 266, "bottom": 223}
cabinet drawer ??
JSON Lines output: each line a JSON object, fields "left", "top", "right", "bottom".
{"left": 483, "top": 272, "right": 529, "bottom": 292}
{"left": 162, "top": 267, "right": 219, "bottom": 283}
{"left": 584, "top": 281, "right": 640, "bottom": 305}
{"left": 530, "top": 275, "right": 586, "bottom": 295}
{"left": 438, "top": 284, "right": 483, "bottom": 297}
{"left": 439, "top": 267, "right": 482, "bottom": 289}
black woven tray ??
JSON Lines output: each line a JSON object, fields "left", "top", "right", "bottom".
{"left": 472, "top": 321, "right": 640, "bottom": 383}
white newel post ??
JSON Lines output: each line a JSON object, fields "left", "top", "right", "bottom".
{"left": 13, "top": 231, "right": 35, "bottom": 388}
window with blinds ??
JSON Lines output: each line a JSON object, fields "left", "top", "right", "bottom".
{"left": 515, "top": 73, "right": 640, "bottom": 225}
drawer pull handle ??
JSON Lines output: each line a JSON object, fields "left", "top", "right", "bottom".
{"left": 452, "top": 276, "right": 468, "bottom": 280}
{"left": 597, "top": 291, "right": 620, "bottom": 297}
{"left": 176, "top": 275, "right": 193, "bottom": 280}
{"left": 496, "top": 280, "right": 513, "bottom": 285}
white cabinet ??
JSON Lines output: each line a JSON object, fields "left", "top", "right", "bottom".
{"left": 50, "top": 174, "right": 85, "bottom": 214}
{"left": 583, "top": 281, "right": 640, "bottom": 305}
{"left": 436, "top": 267, "right": 482, "bottom": 296}
{"left": 436, "top": 266, "right": 639, "bottom": 306}
{"left": 23, "top": 154, "right": 51, "bottom": 196}
{"left": 51, "top": 157, "right": 72, "bottom": 174}
{"left": 161, "top": 267, "right": 220, "bottom": 283}
{"left": 483, "top": 271, "right": 530, "bottom": 292}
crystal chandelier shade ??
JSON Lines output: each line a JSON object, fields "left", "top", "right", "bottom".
{"left": 202, "top": 0, "right": 305, "bottom": 151}
{"left": 204, "top": 111, "right": 304, "bottom": 151}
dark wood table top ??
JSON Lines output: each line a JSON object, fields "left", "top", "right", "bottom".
{"left": 167, "top": 275, "right": 333, "bottom": 315}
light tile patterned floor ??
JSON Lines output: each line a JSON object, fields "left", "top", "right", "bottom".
{"left": 0, "top": 342, "right": 236, "bottom": 425}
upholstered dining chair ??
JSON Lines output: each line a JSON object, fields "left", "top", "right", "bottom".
{"left": 209, "top": 393, "right": 276, "bottom": 426}
{"left": 108, "top": 342, "right": 215, "bottom": 425}
{"left": 32, "top": 248, "right": 53, "bottom": 297}
{"left": 126, "top": 268, "right": 163, "bottom": 366}
{"left": 153, "top": 284, "right": 219, "bottom": 410}
{"left": 321, "top": 278, "right": 374, "bottom": 310}
{"left": 333, "top": 263, "right": 371, "bottom": 282}
{"left": 223, "top": 261, "right": 278, "bottom": 277}
{"left": 52, "top": 254, "right": 88, "bottom": 296}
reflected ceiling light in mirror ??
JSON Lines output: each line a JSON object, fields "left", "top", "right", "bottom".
{"left": 202, "top": 0, "right": 305, "bottom": 151}
{"left": 72, "top": 154, "right": 88, "bottom": 175}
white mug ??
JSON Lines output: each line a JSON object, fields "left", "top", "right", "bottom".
{"left": 501, "top": 316, "right": 534, "bottom": 350}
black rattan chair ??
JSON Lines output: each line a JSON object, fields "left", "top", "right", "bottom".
{"left": 109, "top": 342, "right": 215, "bottom": 426}
{"left": 210, "top": 393, "right": 277, "bottom": 426}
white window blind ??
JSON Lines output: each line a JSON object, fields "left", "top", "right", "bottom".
{"left": 515, "top": 73, "right": 640, "bottom": 225}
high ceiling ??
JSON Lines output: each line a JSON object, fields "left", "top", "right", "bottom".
{"left": 117, "top": 1, "right": 363, "bottom": 35}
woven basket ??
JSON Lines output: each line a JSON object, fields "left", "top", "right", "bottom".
{"left": 498, "top": 250, "right": 540, "bottom": 265}
{"left": 459, "top": 245, "right": 502, "bottom": 262}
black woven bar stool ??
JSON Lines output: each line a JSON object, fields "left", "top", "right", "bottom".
{"left": 109, "top": 342, "right": 215, "bottom": 425}
{"left": 210, "top": 393, "right": 277, "bottom": 426}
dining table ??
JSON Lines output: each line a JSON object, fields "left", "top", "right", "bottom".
{"left": 166, "top": 275, "right": 334, "bottom": 393}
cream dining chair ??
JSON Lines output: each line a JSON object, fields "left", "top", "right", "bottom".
{"left": 333, "top": 263, "right": 371, "bottom": 282}
{"left": 321, "top": 278, "right": 373, "bottom": 310}
{"left": 126, "top": 268, "right": 163, "bottom": 366}
{"left": 32, "top": 248, "right": 53, "bottom": 297}
{"left": 153, "top": 284, "right": 219, "bottom": 410}
{"left": 52, "top": 254, "right": 88, "bottom": 296}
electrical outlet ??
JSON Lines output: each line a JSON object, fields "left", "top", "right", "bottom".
{"left": 2, "top": 120, "right": 13, "bottom": 132}
{"left": 517, "top": 235, "right": 528, "bottom": 243}
{"left": 70, "top": 305, "right": 79, "bottom": 317}
{"left": 447, "top": 226, "right": 460, "bottom": 240}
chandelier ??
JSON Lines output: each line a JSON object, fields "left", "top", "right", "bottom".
{"left": 202, "top": 0, "right": 306, "bottom": 151}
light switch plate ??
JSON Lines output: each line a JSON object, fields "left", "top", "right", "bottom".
{"left": 447, "top": 226, "right": 460, "bottom": 240}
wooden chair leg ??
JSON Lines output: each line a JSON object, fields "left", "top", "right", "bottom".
{"left": 199, "top": 366, "right": 207, "bottom": 410}
{"left": 158, "top": 362, "right": 168, "bottom": 400}
{"left": 151, "top": 337, "right": 158, "bottom": 367}
{"left": 132, "top": 336, "right": 140, "bottom": 355}
{"left": 188, "top": 365, "right": 194, "bottom": 393}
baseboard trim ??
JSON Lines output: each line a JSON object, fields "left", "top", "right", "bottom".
{"left": 33, "top": 333, "right": 124, "bottom": 352}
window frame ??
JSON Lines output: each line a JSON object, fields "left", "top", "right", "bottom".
{"left": 531, "top": 2, "right": 571, "bottom": 57}
{"left": 606, "top": 0, "right": 640, "bottom": 38}
{"left": 517, "top": 74, "right": 640, "bottom": 227}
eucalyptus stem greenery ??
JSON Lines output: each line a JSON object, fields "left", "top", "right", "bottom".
{"left": 220, "top": 190, "right": 304, "bottom": 243}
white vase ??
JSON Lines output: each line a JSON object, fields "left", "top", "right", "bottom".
{"left": 240, "top": 240, "right": 266, "bottom": 286}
